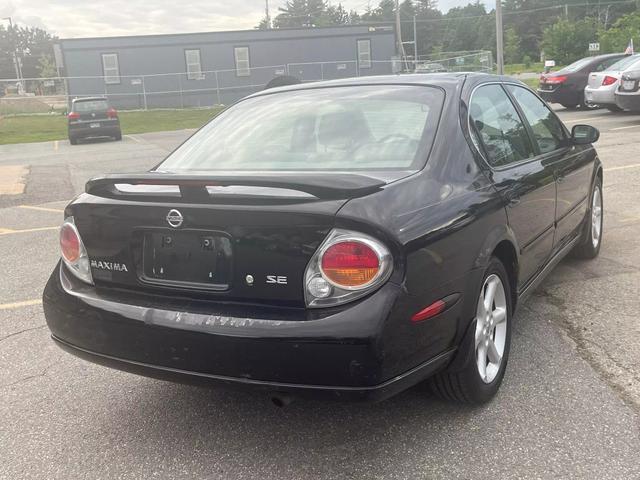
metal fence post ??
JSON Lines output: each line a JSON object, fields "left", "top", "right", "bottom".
{"left": 142, "top": 75, "right": 148, "bottom": 110}
{"left": 178, "top": 73, "right": 184, "bottom": 109}
{"left": 214, "top": 71, "right": 221, "bottom": 105}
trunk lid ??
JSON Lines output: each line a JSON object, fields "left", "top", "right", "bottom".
{"left": 588, "top": 71, "right": 621, "bottom": 89}
{"left": 69, "top": 173, "right": 386, "bottom": 307}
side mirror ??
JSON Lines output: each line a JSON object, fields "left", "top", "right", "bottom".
{"left": 571, "top": 124, "right": 600, "bottom": 145}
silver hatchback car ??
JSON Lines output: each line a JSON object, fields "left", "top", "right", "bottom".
{"left": 585, "top": 54, "right": 640, "bottom": 110}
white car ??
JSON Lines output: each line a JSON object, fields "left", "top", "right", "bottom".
{"left": 585, "top": 54, "right": 640, "bottom": 111}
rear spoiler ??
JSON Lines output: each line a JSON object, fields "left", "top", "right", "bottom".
{"left": 85, "top": 173, "right": 386, "bottom": 201}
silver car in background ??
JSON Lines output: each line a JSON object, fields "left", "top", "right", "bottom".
{"left": 585, "top": 54, "right": 640, "bottom": 111}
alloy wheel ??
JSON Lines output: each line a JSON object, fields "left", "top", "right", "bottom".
{"left": 475, "top": 274, "right": 508, "bottom": 384}
{"left": 591, "top": 185, "right": 603, "bottom": 248}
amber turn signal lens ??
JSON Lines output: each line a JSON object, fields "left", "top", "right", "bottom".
{"left": 320, "top": 241, "right": 380, "bottom": 287}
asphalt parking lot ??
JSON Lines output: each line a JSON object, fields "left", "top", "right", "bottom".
{"left": 1, "top": 107, "right": 640, "bottom": 479}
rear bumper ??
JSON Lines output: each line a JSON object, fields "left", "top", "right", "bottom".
{"left": 615, "top": 92, "right": 640, "bottom": 111}
{"left": 584, "top": 86, "right": 616, "bottom": 105}
{"left": 43, "top": 263, "right": 460, "bottom": 401}
{"left": 68, "top": 120, "right": 120, "bottom": 139}
{"left": 537, "top": 86, "right": 580, "bottom": 106}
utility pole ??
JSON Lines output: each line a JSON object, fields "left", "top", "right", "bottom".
{"left": 265, "top": 0, "right": 271, "bottom": 29}
{"left": 495, "top": 0, "right": 504, "bottom": 75}
{"left": 395, "top": 0, "right": 406, "bottom": 68}
{"left": 2, "top": 17, "right": 22, "bottom": 86}
{"left": 413, "top": 15, "right": 418, "bottom": 69}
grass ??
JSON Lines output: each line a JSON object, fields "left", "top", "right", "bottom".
{"left": 0, "top": 107, "right": 225, "bottom": 145}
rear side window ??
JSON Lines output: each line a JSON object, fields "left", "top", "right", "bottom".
{"left": 74, "top": 100, "right": 109, "bottom": 112}
{"left": 159, "top": 85, "right": 444, "bottom": 173}
{"left": 596, "top": 56, "right": 624, "bottom": 72}
{"left": 469, "top": 84, "right": 535, "bottom": 168}
{"left": 507, "top": 85, "right": 567, "bottom": 154}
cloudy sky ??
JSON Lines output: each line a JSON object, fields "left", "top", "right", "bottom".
{"left": 0, "top": 0, "right": 494, "bottom": 38}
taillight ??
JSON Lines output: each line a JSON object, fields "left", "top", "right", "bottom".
{"left": 545, "top": 75, "right": 568, "bottom": 85}
{"left": 321, "top": 241, "right": 380, "bottom": 288}
{"left": 602, "top": 75, "right": 617, "bottom": 86}
{"left": 60, "top": 224, "right": 81, "bottom": 263}
{"left": 107, "top": 107, "right": 118, "bottom": 119}
{"left": 59, "top": 218, "right": 93, "bottom": 285}
{"left": 68, "top": 111, "right": 80, "bottom": 120}
{"left": 304, "top": 229, "right": 392, "bottom": 308}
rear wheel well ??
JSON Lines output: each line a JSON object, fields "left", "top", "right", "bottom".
{"left": 492, "top": 241, "right": 518, "bottom": 310}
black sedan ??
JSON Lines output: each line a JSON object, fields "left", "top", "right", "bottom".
{"left": 67, "top": 97, "right": 122, "bottom": 145}
{"left": 538, "top": 53, "right": 628, "bottom": 109}
{"left": 43, "top": 74, "right": 603, "bottom": 404}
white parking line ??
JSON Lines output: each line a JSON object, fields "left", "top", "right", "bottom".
{"left": 604, "top": 163, "right": 640, "bottom": 172}
{"left": 17, "top": 205, "right": 64, "bottom": 214}
{"left": 610, "top": 124, "right": 640, "bottom": 131}
{"left": 0, "top": 299, "right": 42, "bottom": 311}
{"left": 0, "top": 226, "right": 58, "bottom": 236}
{"left": 562, "top": 115, "right": 612, "bottom": 124}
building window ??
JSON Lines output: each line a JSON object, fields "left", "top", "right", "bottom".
{"left": 101, "top": 53, "right": 120, "bottom": 84}
{"left": 234, "top": 47, "right": 250, "bottom": 77}
{"left": 357, "top": 39, "right": 371, "bottom": 69}
{"left": 185, "top": 49, "right": 202, "bottom": 80}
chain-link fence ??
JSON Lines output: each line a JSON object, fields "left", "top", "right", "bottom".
{"left": 0, "top": 51, "right": 493, "bottom": 115}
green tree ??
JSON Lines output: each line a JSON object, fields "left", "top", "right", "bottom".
{"left": 598, "top": 11, "right": 640, "bottom": 53}
{"left": 37, "top": 54, "right": 57, "bottom": 78}
{"left": 503, "top": 27, "right": 521, "bottom": 64}
{"left": 541, "top": 18, "right": 598, "bottom": 65}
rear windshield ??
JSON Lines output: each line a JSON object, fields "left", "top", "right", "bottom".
{"left": 558, "top": 57, "right": 593, "bottom": 73}
{"left": 607, "top": 55, "right": 640, "bottom": 71}
{"left": 73, "top": 100, "right": 108, "bottom": 112}
{"left": 158, "top": 85, "right": 444, "bottom": 172}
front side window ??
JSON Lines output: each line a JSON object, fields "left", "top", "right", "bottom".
{"left": 507, "top": 85, "right": 567, "bottom": 154}
{"left": 185, "top": 49, "right": 202, "bottom": 80}
{"left": 158, "top": 85, "right": 444, "bottom": 173}
{"left": 469, "top": 84, "right": 535, "bottom": 168}
{"left": 234, "top": 47, "right": 250, "bottom": 77}
{"left": 357, "top": 39, "right": 371, "bottom": 69}
{"left": 101, "top": 54, "right": 120, "bottom": 85}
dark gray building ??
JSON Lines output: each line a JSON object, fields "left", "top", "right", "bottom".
{"left": 58, "top": 25, "right": 397, "bottom": 109}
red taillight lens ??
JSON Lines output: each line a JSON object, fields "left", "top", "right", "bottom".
{"left": 60, "top": 223, "right": 81, "bottom": 263}
{"left": 321, "top": 241, "right": 380, "bottom": 287}
{"left": 545, "top": 75, "right": 568, "bottom": 85}
{"left": 68, "top": 111, "right": 80, "bottom": 120}
{"left": 602, "top": 75, "right": 617, "bottom": 86}
{"left": 107, "top": 107, "right": 118, "bottom": 119}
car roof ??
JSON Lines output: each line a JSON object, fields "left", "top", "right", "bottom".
{"left": 248, "top": 73, "right": 520, "bottom": 98}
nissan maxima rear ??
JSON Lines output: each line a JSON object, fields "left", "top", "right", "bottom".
{"left": 43, "top": 75, "right": 603, "bottom": 404}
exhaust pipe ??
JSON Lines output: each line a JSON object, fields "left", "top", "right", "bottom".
{"left": 271, "top": 393, "right": 293, "bottom": 407}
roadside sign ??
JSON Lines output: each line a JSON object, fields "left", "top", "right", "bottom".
{"left": 589, "top": 43, "right": 600, "bottom": 52}
{"left": 545, "top": 60, "right": 556, "bottom": 67}
{"left": 455, "top": 57, "right": 465, "bottom": 65}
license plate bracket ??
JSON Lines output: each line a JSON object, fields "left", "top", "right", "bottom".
{"left": 141, "top": 230, "right": 232, "bottom": 290}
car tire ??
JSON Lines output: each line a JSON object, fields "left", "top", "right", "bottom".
{"left": 606, "top": 105, "right": 623, "bottom": 112}
{"left": 572, "top": 178, "right": 603, "bottom": 259}
{"left": 69, "top": 137, "right": 78, "bottom": 145}
{"left": 561, "top": 103, "right": 579, "bottom": 110}
{"left": 114, "top": 132, "right": 122, "bottom": 141}
{"left": 429, "top": 257, "right": 512, "bottom": 404}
